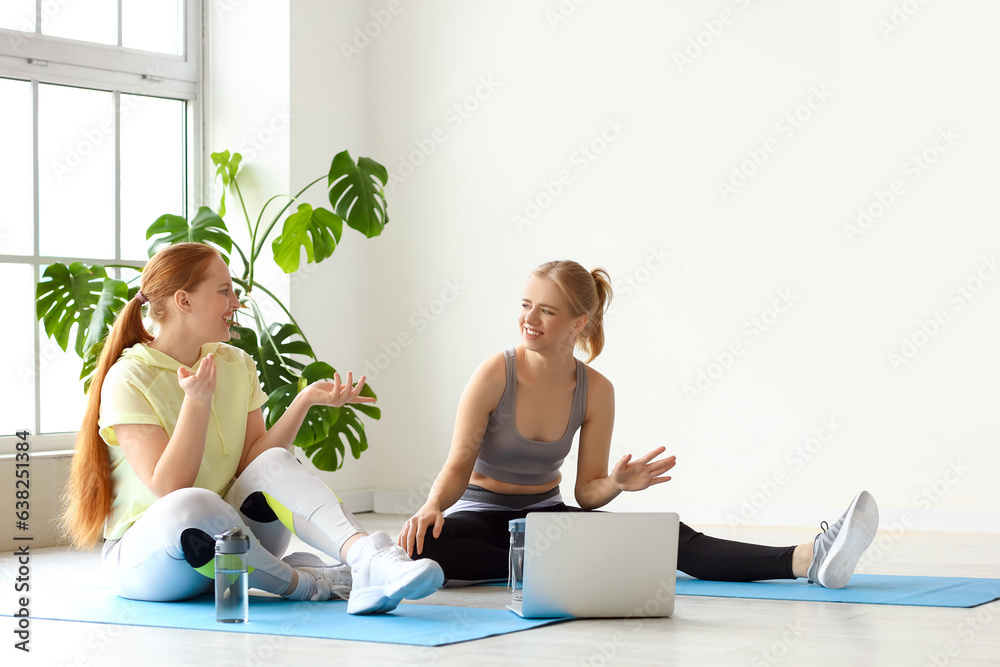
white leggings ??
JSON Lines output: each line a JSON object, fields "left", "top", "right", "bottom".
{"left": 102, "top": 448, "right": 364, "bottom": 601}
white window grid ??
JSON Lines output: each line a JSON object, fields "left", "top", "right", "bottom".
{"left": 0, "top": 0, "right": 201, "bottom": 454}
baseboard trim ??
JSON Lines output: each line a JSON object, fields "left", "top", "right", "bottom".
{"left": 373, "top": 490, "right": 429, "bottom": 516}
{"left": 338, "top": 489, "right": 375, "bottom": 514}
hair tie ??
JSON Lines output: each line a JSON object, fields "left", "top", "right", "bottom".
{"left": 135, "top": 290, "right": 149, "bottom": 305}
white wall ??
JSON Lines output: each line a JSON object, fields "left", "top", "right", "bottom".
{"left": 207, "top": 0, "right": 377, "bottom": 499}
{"left": 362, "top": 0, "right": 1000, "bottom": 531}
{"left": 288, "top": 0, "right": 378, "bottom": 497}
{"left": 212, "top": 1, "right": 999, "bottom": 531}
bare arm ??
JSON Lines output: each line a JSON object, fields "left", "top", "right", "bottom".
{"left": 574, "top": 370, "right": 675, "bottom": 510}
{"left": 238, "top": 372, "right": 376, "bottom": 474}
{"left": 115, "top": 354, "right": 217, "bottom": 497}
{"left": 574, "top": 370, "right": 620, "bottom": 509}
{"left": 399, "top": 354, "right": 506, "bottom": 556}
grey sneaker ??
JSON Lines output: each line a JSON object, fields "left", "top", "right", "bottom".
{"left": 807, "top": 490, "right": 879, "bottom": 589}
{"left": 282, "top": 551, "right": 353, "bottom": 601}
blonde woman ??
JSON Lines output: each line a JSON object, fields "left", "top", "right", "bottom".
{"left": 400, "top": 260, "right": 878, "bottom": 588}
{"left": 64, "top": 242, "right": 443, "bottom": 613}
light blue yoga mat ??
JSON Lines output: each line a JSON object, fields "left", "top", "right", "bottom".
{"left": 9, "top": 587, "right": 564, "bottom": 646}
{"left": 675, "top": 574, "right": 1000, "bottom": 608}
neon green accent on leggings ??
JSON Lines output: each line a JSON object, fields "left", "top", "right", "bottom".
{"left": 193, "top": 558, "right": 255, "bottom": 580}
{"left": 263, "top": 492, "right": 297, "bottom": 534}
{"left": 263, "top": 490, "right": 342, "bottom": 536}
{"left": 194, "top": 560, "right": 215, "bottom": 579}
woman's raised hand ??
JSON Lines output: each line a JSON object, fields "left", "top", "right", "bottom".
{"left": 611, "top": 446, "right": 676, "bottom": 492}
{"left": 303, "top": 372, "right": 378, "bottom": 408}
{"left": 398, "top": 504, "right": 445, "bottom": 557}
{"left": 176, "top": 353, "right": 217, "bottom": 403}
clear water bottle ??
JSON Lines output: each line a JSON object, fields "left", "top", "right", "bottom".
{"left": 508, "top": 518, "right": 526, "bottom": 602}
{"left": 215, "top": 526, "right": 250, "bottom": 623}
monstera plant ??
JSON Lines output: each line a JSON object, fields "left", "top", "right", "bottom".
{"left": 35, "top": 150, "right": 388, "bottom": 471}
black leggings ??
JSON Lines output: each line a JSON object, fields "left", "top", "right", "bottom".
{"left": 414, "top": 503, "right": 796, "bottom": 583}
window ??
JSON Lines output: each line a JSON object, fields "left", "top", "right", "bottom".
{"left": 0, "top": 0, "right": 200, "bottom": 452}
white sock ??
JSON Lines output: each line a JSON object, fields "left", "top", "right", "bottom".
{"left": 345, "top": 531, "right": 392, "bottom": 568}
{"left": 282, "top": 552, "right": 351, "bottom": 600}
{"left": 282, "top": 569, "right": 319, "bottom": 601}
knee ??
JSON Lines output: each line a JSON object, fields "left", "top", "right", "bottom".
{"left": 156, "top": 488, "right": 236, "bottom": 537}
{"left": 250, "top": 447, "right": 299, "bottom": 472}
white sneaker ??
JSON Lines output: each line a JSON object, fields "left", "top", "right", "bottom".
{"left": 282, "top": 552, "right": 352, "bottom": 601}
{"left": 807, "top": 490, "right": 879, "bottom": 589}
{"left": 347, "top": 531, "right": 445, "bottom": 615}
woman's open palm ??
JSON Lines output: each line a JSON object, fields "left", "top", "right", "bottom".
{"left": 305, "top": 372, "right": 377, "bottom": 408}
{"left": 611, "top": 446, "right": 676, "bottom": 492}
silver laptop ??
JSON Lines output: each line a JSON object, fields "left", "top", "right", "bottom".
{"left": 508, "top": 512, "right": 679, "bottom": 618}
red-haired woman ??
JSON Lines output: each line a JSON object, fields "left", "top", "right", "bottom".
{"left": 64, "top": 242, "right": 442, "bottom": 613}
{"left": 400, "top": 261, "right": 878, "bottom": 588}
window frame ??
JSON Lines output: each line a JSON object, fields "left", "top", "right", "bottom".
{"left": 0, "top": 0, "right": 202, "bottom": 454}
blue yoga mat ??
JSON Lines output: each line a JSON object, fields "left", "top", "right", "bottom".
{"left": 675, "top": 574, "right": 1000, "bottom": 608}
{"left": 9, "top": 587, "right": 564, "bottom": 646}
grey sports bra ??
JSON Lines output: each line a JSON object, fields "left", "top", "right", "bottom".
{"left": 472, "top": 347, "right": 588, "bottom": 485}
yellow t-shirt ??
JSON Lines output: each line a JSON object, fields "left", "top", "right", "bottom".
{"left": 98, "top": 342, "right": 268, "bottom": 540}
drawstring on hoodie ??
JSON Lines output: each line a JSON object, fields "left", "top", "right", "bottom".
{"left": 210, "top": 401, "right": 228, "bottom": 456}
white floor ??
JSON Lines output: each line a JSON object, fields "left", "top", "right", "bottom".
{"left": 3, "top": 514, "right": 999, "bottom": 666}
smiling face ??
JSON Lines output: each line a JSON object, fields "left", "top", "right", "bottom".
{"left": 178, "top": 255, "right": 241, "bottom": 344}
{"left": 518, "top": 275, "right": 588, "bottom": 355}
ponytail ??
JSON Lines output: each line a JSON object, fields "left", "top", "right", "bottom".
{"left": 61, "top": 242, "right": 221, "bottom": 548}
{"left": 530, "top": 261, "right": 614, "bottom": 363}
{"left": 61, "top": 297, "right": 152, "bottom": 548}
{"left": 583, "top": 268, "right": 612, "bottom": 362}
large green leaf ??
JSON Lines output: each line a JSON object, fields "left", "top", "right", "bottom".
{"left": 81, "top": 283, "right": 138, "bottom": 392}
{"left": 36, "top": 263, "right": 110, "bottom": 356}
{"left": 249, "top": 358, "right": 379, "bottom": 471}
{"left": 211, "top": 150, "right": 242, "bottom": 218}
{"left": 81, "top": 277, "right": 129, "bottom": 357}
{"left": 271, "top": 203, "right": 344, "bottom": 273}
{"left": 228, "top": 322, "right": 312, "bottom": 398}
{"left": 327, "top": 151, "right": 389, "bottom": 238}
{"left": 146, "top": 206, "right": 233, "bottom": 260}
